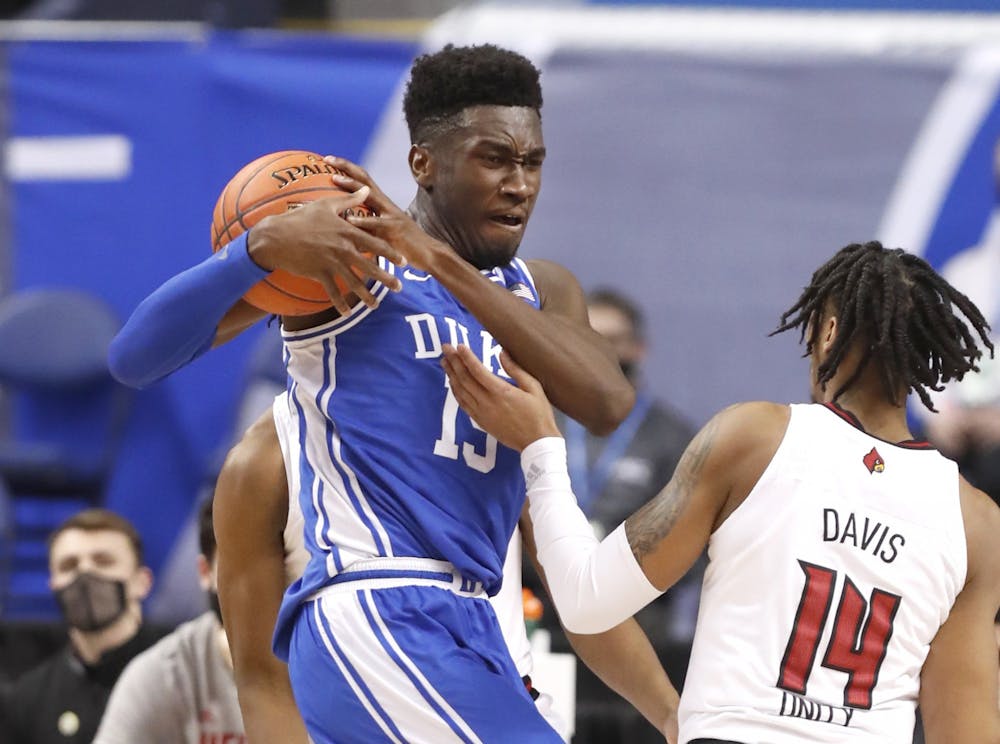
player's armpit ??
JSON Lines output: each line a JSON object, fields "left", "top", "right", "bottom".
{"left": 919, "top": 480, "right": 1000, "bottom": 744}
{"left": 214, "top": 410, "right": 310, "bottom": 744}
{"left": 213, "top": 299, "right": 269, "bottom": 348}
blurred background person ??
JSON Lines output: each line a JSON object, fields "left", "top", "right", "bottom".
{"left": 1, "top": 509, "right": 157, "bottom": 744}
{"left": 917, "top": 138, "right": 1000, "bottom": 506}
{"left": 562, "top": 288, "right": 698, "bottom": 647}
{"left": 93, "top": 497, "right": 245, "bottom": 744}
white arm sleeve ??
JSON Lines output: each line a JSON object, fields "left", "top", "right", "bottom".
{"left": 522, "top": 437, "right": 662, "bottom": 634}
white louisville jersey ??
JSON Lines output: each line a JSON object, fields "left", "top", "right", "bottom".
{"left": 679, "top": 402, "right": 966, "bottom": 744}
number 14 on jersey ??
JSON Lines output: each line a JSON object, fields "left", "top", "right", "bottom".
{"left": 778, "top": 560, "right": 902, "bottom": 709}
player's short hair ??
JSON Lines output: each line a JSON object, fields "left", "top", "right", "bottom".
{"left": 772, "top": 240, "right": 994, "bottom": 410}
{"left": 198, "top": 497, "right": 216, "bottom": 562}
{"left": 403, "top": 44, "right": 543, "bottom": 144}
{"left": 587, "top": 287, "right": 646, "bottom": 339}
{"left": 48, "top": 508, "right": 144, "bottom": 565}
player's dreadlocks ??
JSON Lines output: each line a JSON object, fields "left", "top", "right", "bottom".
{"left": 403, "top": 44, "right": 542, "bottom": 144}
{"left": 772, "top": 240, "right": 994, "bottom": 411}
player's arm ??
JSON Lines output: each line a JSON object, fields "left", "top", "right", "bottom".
{"left": 919, "top": 479, "right": 1000, "bottom": 744}
{"left": 329, "top": 158, "right": 633, "bottom": 435}
{"left": 520, "top": 508, "right": 679, "bottom": 743}
{"left": 214, "top": 410, "right": 310, "bottom": 744}
{"left": 108, "top": 187, "right": 403, "bottom": 389}
{"left": 442, "top": 344, "right": 779, "bottom": 632}
{"left": 92, "top": 651, "right": 179, "bottom": 744}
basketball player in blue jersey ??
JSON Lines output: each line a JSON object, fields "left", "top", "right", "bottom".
{"left": 213, "top": 404, "right": 679, "bottom": 743}
{"left": 441, "top": 241, "right": 1000, "bottom": 744}
{"left": 109, "top": 45, "right": 672, "bottom": 742}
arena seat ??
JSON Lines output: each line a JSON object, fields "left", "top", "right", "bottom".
{"left": 0, "top": 288, "right": 128, "bottom": 619}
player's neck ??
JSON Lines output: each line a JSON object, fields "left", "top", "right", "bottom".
{"left": 407, "top": 197, "right": 464, "bottom": 260}
{"left": 829, "top": 387, "right": 913, "bottom": 444}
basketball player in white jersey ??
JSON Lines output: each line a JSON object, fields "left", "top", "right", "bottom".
{"left": 441, "top": 241, "right": 1000, "bottom": 744}
{"left": 213, "top": 401, "right": 680, "bottom": 743}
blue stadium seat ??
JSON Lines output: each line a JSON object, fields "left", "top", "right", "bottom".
{"left": 0, "top": 288, "right": 128, "bottom": 619}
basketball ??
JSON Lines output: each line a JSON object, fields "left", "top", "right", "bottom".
{"left": 211, "top": 150, "right": 373, "bottom": 316}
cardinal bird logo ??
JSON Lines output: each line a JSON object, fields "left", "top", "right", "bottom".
{"left": 863, "top": 447, "right": 885, "bottom": 473}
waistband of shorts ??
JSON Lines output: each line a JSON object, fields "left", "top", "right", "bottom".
{"left": 307, "top": 557, "right": 487, "bottom": 601}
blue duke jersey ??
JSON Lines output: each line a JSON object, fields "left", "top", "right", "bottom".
{"left": 274, "top": 257, "right": 542, "bottom": 656}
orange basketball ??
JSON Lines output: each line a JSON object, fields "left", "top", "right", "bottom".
{"left": 210, "top": 150, "right": 373, "bottom": 316}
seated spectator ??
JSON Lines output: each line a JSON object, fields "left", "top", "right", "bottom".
{"left": 94, "top": 498, "right": 245, "bottom": 744}
{"left": 2, "top": 509, "right": 157, "bottom": 744}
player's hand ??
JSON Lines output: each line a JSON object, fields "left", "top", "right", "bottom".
{"left": 440, "top": 344, "right": 560, "bottom": 452}
{"left": 324, "top": 156, "right": 450, "bottom": 273}
{"left": 247, "top": 185, "right": 405, "bottom": 314}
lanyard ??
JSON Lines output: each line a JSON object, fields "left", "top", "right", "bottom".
{"left": 565, "top": 392, "right": 652, "bottom": 516}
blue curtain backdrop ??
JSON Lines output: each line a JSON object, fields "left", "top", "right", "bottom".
{"left": 3, "top": 32, "right": 416, "bottom": 586}
{"left": 2, "top": 13, "right": 999, "bottom": 612}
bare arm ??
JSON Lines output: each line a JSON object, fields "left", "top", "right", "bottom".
{"left": 214, "top": 411, "right": 310, "bottom": 744}
{"left": 520, "top": 508, "right": 679, "bottom": 743}
{"left": 919, "top": 479, "right": 1000, "bottom": 744}
{"left": 429, "top": 253, "right": 634, "bottom": 435}
{"left": 441, "top": 344, "right": 784, "bottom": 628}
{"left": 624, "top": 401, "right": 785, "bottom": 589}
{"left": 331, "top": 158, "right": 634, "bottom": 434}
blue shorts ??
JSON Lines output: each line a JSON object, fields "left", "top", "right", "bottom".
{"left": 288, "top": 578, "right": 563, "bottom": 744}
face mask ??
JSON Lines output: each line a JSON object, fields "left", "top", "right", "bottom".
{"left": 54, "top": 572, "right": 128, "bottom": 632}
{"left": 207, "top": 590, "right": 223, "bottom": 627}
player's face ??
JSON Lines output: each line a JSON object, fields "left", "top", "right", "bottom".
{"left": 427, "top": 106, "right": 545, "bottom": 269}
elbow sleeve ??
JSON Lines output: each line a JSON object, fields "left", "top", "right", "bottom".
{"left": 523, "top": 438, "right": 662, "bottom": 634}
{"left": 108, "top": 233, "right": 266, "bottom": 388}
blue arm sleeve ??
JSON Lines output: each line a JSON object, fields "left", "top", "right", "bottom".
{"left": 108, "top": 233, "right": 269, "bottom": 388}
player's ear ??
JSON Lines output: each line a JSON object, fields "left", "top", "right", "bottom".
{"left": 820, "top": 313, "right": 838, "bottom": 354}
{"left": 409, "top": 144, "right": 435, "bottom": 190}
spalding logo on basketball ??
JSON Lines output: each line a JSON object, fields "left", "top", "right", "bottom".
{"left": 211, "top": 150, "right": 374, "bottom": 316}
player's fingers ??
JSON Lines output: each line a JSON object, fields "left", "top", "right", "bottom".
{"left": 343, "top": 251, "right": 403, "bottom": 292}
{"left": 328, "top": 157, "right": 399, "bottom": 214}
{"left": 316, "top": 275, "right": 352, "bottom": 315}
{"left": 499, "top": 350, "right": 544, "bottom": 395}
{"left": 441, "top": 349, "right": 484, "bottom": 410}
{"left": 453, "top": 344, "right": 508, "bottom": 392}
{"left": 332, "top": 174, "right": 371, "bottom": 203}
{"left": 331, "top": 184, "right": 370, "bottom": 210}
{"left": 327, "top": 264, "right": 378, "bottom": 308}
{"left": 341, "top": 224, "right": 408, "bottom": 272}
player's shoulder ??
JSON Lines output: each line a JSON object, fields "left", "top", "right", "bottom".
{"left": 223, "top": 406, "right": 281, "bottom": 473}
{"left": 711, "top": 401, "right": 790, "bottom": 441}
{"left": 700, "top": 401, "right": 790, "bottom": 474}
{"left": 523, "top": 258, "right": 584, "bottom": 311}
